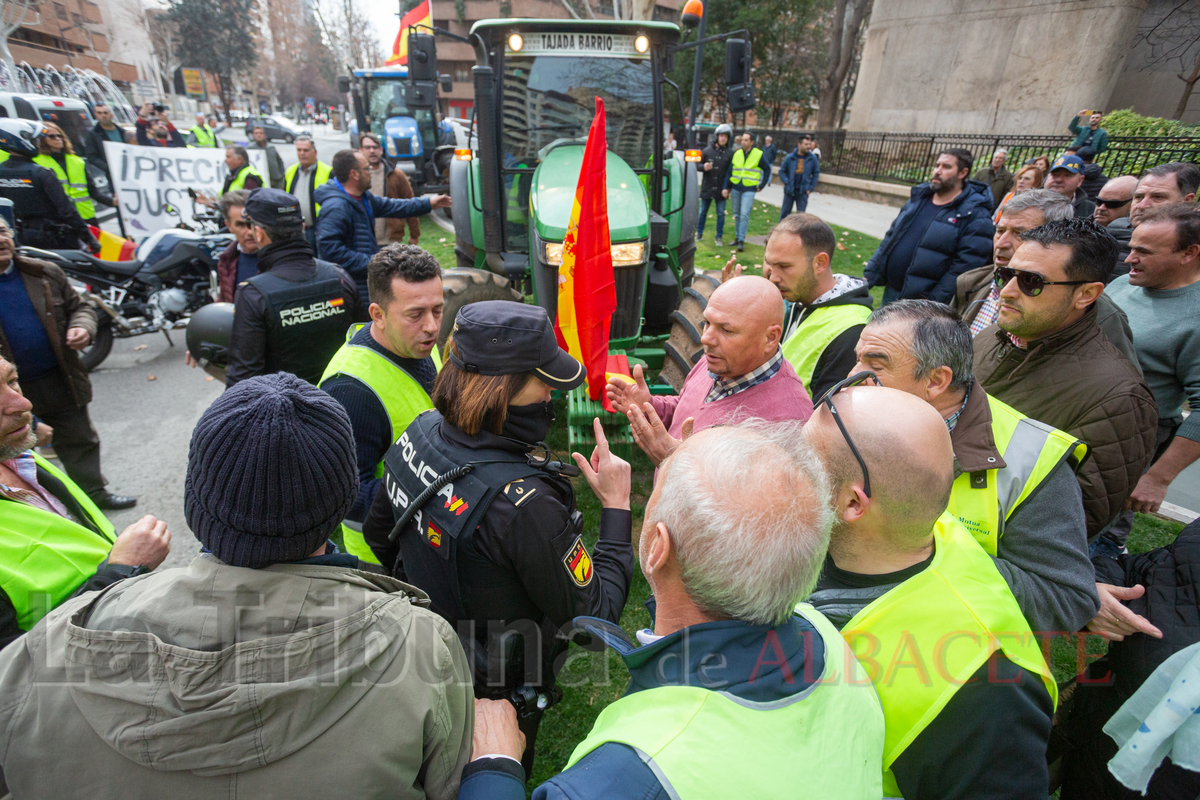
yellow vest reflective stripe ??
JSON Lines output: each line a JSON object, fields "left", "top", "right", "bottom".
{"left": 781, "top": 303, "right": 873, "bottom": 392}
{"left": 318, "top": 323, "right": 443, "bottom": 564}
{"left": 948, "top": 394, "right": 1088, "bottom": 555}
{"left": 0, "top": 452, "right": 115, "bottom": 631}
{"left": 33, "top": 153, "right": 94, "bottom": 219}
{"left": 227, "top": 164, "right": 265, "bottom": 193}
{"left": 842, "top": 513, "right": 1058, "bottom": 797}
{"left": 285, "top": 160, "right": 333, "bottom": 217}
{"left": 567, "top": 604, "right": 886, "bottom": 799}
{"left": 730, "top": 147, "right": 763, "bottom": 187}
{"left": 189, "top": 125, "right": 218, "bottom": 148}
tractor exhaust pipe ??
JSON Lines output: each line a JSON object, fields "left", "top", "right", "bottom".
{"left": 472, "top": 65, "right": 504, "bottom": 265}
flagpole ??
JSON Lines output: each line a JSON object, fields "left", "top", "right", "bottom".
{"left": 686, "top": 3, "right": 706, "bottom": 148}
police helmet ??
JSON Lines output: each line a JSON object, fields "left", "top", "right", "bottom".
{"left": 714, "top": 123, "right": 733, "bottom": 138}
{"left": 0, "top": 119, "right": 46, "bottom": 157}
{"left": 186, "top": 302, "right": 235, "bottom": 371}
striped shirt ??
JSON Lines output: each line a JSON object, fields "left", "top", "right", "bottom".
{"left": 706, "top": 349, "right": 784, "bottom": 403}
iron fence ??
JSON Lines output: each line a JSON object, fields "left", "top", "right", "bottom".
{"left": 689, "top": 127, "right": 1200, "bottom": 187}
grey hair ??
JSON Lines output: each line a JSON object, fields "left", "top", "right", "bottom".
{"left": 226, "top": 145, "right": 249, "bottom": 166}
{"left": 993, "top": 148, "right": 1007, "bottom": 157}
{"left": 867, "top": 300, "right": 974, "bottom": 392}
{"left": 218, "top": 188, "right": 251, "bottom": 222}
{"left": 1001, "top": 188, "right": 1073, "bottom": 223}
{"left": 650, "top": 419, "right": 834, "bottom": 626}
{"left": 294, "top": 135, "right": 315, "bottom": 148}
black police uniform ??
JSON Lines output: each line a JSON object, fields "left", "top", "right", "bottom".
{"left": 225, "top": 188, "right": 368, "bottom": 387}
{"left": 0, "top": 154, "right": 93, "bottom": 249}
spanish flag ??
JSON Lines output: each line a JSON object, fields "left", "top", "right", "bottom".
{"left": 385, "top": 0, "right": 431, "bottom": 66}
{"left": 554, "top": 97, "right": 618, "bottom": 410}
{"left": 88, "top": 225, "right": 136, "bottom": 261}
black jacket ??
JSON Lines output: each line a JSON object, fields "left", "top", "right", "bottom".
{"left": 362, "top": 417, "right": 635, "bottom": 689}
{"left": 81, "top": 122, "right": 126, "bottom": 180}
{"left": 697, "top": 141, "right": 735, "bottom": 200}
{"left": 1081, "top": 164, "right": 1109, "bottom": 201}
{"left": 0, "top": 155, "right": 93, "bottom": 249}
{"left": 1070, "top": 186, "right": 1097, "bottom": 219}
{"left": 225, "top": 238, "right": 367, "bottom": 386}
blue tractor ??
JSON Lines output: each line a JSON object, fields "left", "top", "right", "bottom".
{"left": 337, "top": 66, "right": 460, "bottom": 194}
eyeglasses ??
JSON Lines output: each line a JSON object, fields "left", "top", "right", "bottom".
{"left": 816, "top": 371, "right": 880, "bottom": 498}
{"left": 43, "top": 133, "right": 63, "bottom": 140}
{"left": 1096, "top": 197, "right": 1131, "bottom": 209}
{"left": 993, "top": 265, "right": 1089, "bottom": 297}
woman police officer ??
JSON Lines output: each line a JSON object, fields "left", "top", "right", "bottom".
{"left": 362, "top": 301, "right": 634, "bottom": 774}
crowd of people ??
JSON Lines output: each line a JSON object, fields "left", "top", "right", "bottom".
{"left": 0, "top": 105, "right": 1197, "bottom": 799}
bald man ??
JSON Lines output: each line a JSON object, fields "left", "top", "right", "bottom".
{"left": 1097, "top": 175, "right": 1139, "bottom": 274}
{"left": 805, "top": 384, "right": 1057, "bottom": 800}
{"left": 608, "top": 275, "right": 814, "bottom": 466}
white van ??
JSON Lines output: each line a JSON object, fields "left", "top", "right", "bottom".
{"left": 0, "top": 92, "right": 95, "bottom": 154}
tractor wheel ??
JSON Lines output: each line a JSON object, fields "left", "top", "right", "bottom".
{"left": 658, "top": 270, "right": 721, "bottom": 392}
{"left": 439, "top": 267, "right": 523, "bottom": 346}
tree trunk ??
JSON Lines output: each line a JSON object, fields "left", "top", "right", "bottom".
{"left": 817, "top": 0, "right": 871, "bottom": 130}
{"left": 1176, "top": 47, "right": 1200, "bottom": 120}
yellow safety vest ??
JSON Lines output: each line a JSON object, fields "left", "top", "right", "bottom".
{"left": 33, "top": 153, "right": 93, "bottom": 219}
{"left": 226, "top": 163, "right": 265, "bottom": 194}
{"left": 318, "top": 324, "right": 443, "bottom": 564}
{"left": 189, "top": 125, "right": 218, "bottom": 148}
{"left": 568, "top": 604, "right": 886, "bottom": 799}
{"left": 730, "top": 147, "right": 763, "bottom": 187}
{"left": 285, "top": 160, "right": 333, "bottom": 219}
{"left": 0, "top": 453, "right": 115, "bottom": 632}
{"left": 948, "top": 394, "right": 1088, "bottom": 555}
{"left": 781, "top": 303, "right": 873, "bottom": 393}
{"left": 841, "top": 513, "right": 1058, "bottom": 798}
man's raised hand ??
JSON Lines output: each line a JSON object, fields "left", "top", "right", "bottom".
{"left": 571, "top": 418, "right": 631, "bottom": 510}
{"left": 606, "top": 363, "right": 652, "bottom": 414}
{"left": 721, "top": 255, "right": 743, "bottom": 283}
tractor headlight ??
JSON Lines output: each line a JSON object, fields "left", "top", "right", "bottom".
{"left": 611, "top": 242, "right": 645, "bottom": 266}
{"left": 385, "top": 136, "right": 395, "bottom": 156}
{"left": 544, "top": 242, "right": 564, "bottom": 266}
{"left": 411, "top": 133, "right": 421, "bottom": 154}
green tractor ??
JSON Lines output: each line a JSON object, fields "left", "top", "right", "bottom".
{"left": 405, "top": 15, "right": 754, "bottom": 451}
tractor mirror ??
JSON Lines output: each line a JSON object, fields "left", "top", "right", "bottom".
{"left": 440, "top": 74, "right": 452, "bottom": 93}
{"left": 727, "top": 83, "right": 756, "bottom": 113}
{"left": 336, "top": 74, "right": 351, "bottom": 94}
{"left": 406, "top": 81, "right": 438, "bottom": 110}
{"left": 408, "top": 33, "right": 438, "bottom": 82}
{"left": 724, "top": 38, "right": 749, "bottom": 85}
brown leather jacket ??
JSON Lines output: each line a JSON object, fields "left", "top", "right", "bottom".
{"left": 0, "top": 255, "right": 97, "bottom": 407}
{"left": 973, "top": 305, "right": 1158, "bottom": 538}
{"left": 953, "top": 264, "right": 1142, "bottom": 370}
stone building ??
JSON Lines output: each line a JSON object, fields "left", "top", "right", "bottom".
{"left": 5, "top": 0, "right": 139, "bottom": 85}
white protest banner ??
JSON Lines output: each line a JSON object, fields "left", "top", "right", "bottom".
{"left": 103, "top": 142, "right": 269, "bottom": 239}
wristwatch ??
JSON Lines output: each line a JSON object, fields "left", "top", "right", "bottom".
{"left": 107, "top": 563, "right": 150, "bottom": 580}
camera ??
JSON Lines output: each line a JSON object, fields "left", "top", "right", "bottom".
{"left": 152, "top": 102, "right": 167, "bottom": 113}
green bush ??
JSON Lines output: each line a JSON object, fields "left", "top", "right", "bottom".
{"left": 1101, "top": 108, "right": 1200, "bottom": 138}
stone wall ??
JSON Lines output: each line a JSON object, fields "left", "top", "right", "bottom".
{"left": 847, "top": 0, "right": 1149, "bottom": 134}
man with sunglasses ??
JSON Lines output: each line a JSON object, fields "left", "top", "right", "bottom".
{"left": 851, "top": 300, "right": 1098, "bottom": 636}
{"left": 806, "top": 383, "right": 1057, "bottom": 800}
{"left": 1095, "top": 175, "right": 1138, "bottom": 272}
{"left": 974, "top": 218, "right": 1157, "bottom": 550}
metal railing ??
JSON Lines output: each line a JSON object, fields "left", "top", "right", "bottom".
{"left": 691, "top": 127, "right": 1200, "bottom": 187}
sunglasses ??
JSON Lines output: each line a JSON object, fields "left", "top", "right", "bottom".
{"left": 816, "top": 371, "right": 880, "bottom": 498}
{"left": 43, "top": 133, "right": 63, "bottom": 140}
{"left": 993, "top": 265, "right": 1088, "bottom": 297}
{"left": 1096, "top": 197, "right": 1131, "bottom": 209}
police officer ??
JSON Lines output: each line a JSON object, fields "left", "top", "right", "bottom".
{"left": 34, "top": 122, "right": 114, "bottom": 223}
{"left": 362, "top": 301, "right": 635, "bottom": 775}
{"left": 225, "top": 188, "right": 368, "bottom": 387}
{"left": 0, "top": 120, "right": 98, "bottom": 251}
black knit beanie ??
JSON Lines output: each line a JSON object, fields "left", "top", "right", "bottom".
{"left": 185, "top": 372, "right": 358, "bottom": 569}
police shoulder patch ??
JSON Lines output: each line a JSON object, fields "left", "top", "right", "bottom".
{"left": 563, "top": 536, "right": 593, "bottom": 587}
{"left": 503, "top": 478, "right": 538, "bottom": 507}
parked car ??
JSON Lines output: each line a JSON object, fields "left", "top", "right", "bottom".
{"left": 243, "top": 115, "right": 307, "bottom": 143}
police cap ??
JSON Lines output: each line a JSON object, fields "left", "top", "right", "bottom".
{"left": 244, "top": 187, "right": 303, "bottom": 228}
{"left": 448, "top": 301, "right": 586, "bottom": 391}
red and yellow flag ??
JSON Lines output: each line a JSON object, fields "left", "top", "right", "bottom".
{"left": 554, "top": 97, "right": 618, "bottom": 409}
{"left": 88, "top": 225, "right": 136, "bottom": 261}
{"left": 385, "top": 0, "right": 431, "bottom": 66}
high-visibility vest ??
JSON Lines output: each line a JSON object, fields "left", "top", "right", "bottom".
{"left": 318, "top": 323, "right": 443, "bottom": 565}
{"left": 285, "top": 160, "right": 333, "bottom": 218}
{"left": 189, "top": 125, "right": 218, "bottom": 148}
{"left": 841, "top": 513, "right": 1058, "bottom": 798}
{"left": 0, "top": 452, "right": 115, "bottom": 632}
{"left": 729, "top": 147, "right": 763, "bottom": 187}
{"left": 227, "top": 163, "right": 265, "bottom": 193}
{"left": 948, "top": 393, "right": 1088, "bottom": 555}
{"left": 33, "top": 153, "right": 93, "bottom": 219}
{"left": 566, "top": 604, "right": 886, "bottom": 799}
{"left": 781, "top": 303, "right": 873, "bottom": 393}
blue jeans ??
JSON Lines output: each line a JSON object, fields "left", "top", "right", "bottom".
{"left": 731, "top": 188, "right": 756, "bottom": 243}
{"left": 780, "top": 191, "right": 809, "bottom": 219}
{"left": 698, "top": 196, "right": 726, "bottom": 239}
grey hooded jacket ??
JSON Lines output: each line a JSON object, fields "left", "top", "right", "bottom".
{"left": 0, "top": 555, "right": 474, "bottom": 799}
